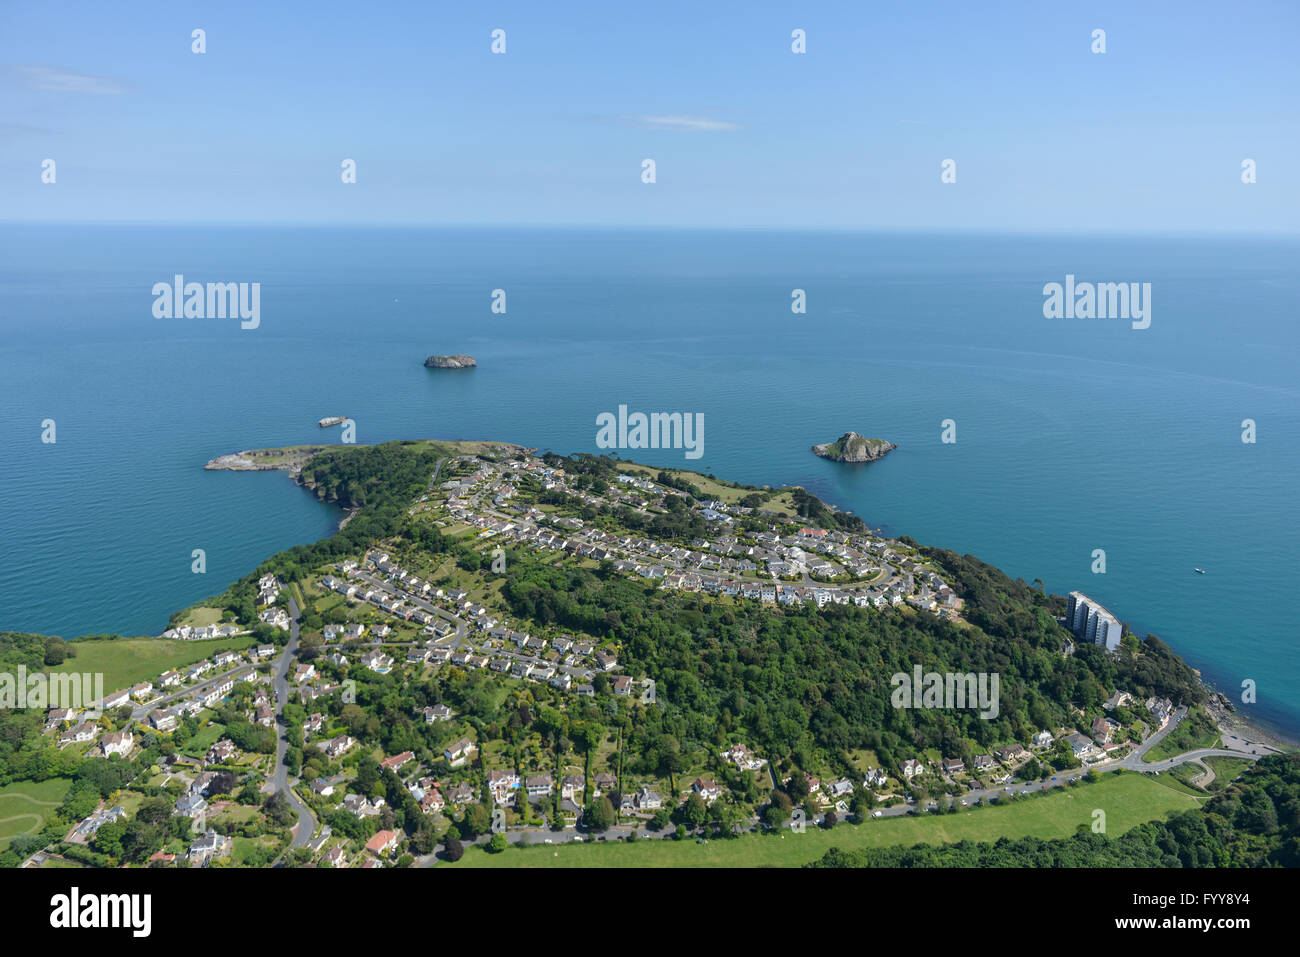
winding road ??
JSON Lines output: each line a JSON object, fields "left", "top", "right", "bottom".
{"left": 271, "top": 597, "right": 318, "bottom": 860}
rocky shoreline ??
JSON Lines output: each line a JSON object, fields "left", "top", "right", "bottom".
{"left": 204, "top": 446, "right": 329, "bottom": 476}
{"left": 1206, "top": 688, "right": 1298, "bottom": 750}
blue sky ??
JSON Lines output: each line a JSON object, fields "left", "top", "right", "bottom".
{"left": 1, "top": 0, "right": 1296, "bottom": 230}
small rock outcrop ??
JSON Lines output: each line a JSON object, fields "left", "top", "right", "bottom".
{"left": 424, "top": 354, "right": 477, "bottom": 369}
{"left": 811, "top": 431, "right": 896, "bottom": 463}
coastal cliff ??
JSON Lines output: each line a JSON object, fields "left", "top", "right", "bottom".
{"left": 424, "top": 354, "right": 476, "bottom": 369}
{"left": 204, "top": 446, "right": 329, "bottom": 475}
{"left": 812, "top": 431, "right": 897, "bottom": 463}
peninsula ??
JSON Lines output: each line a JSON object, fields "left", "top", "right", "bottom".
{"left": 812, "top": 431, "right": 897, "bottom": 463}
{"left": 424, "top": 354, "right": 476, "bottom": 369}
{"left": 1, "top": 437, "right": 1289, "bottom": 876}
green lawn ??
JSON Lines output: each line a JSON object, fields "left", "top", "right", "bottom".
{"left": 181, "top": 722, "right": 228, "bottom": 756}
{"left": 0, "top": 778, "right": 73, "bottom": 845}
{"left": 178, "top": 606, "right": 225, "bottom": 628}
{"left": 445, "top": 773, "right": 1197, "bottom": 868}
{"left": 53, "top": 636, "right": 255, "bottom": 692}
{"left": 1203, "top": 756, "right": 1253, "bottom": 791}
{"left": 1144, "top": 708, "right": 1221, "bottom": 763}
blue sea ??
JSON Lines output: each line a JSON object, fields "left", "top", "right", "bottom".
{"left": 2, "top": 225, "right": 1297, "bottom": 736}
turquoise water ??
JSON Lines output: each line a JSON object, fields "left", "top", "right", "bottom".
{"left": 2, "top": 225, "right": 1297, "bottom": 734}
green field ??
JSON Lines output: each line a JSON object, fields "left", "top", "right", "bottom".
{"left": 52, "top": 636, "right": 255, "bottom": 692}
{"left": 612, "top": 462, "right": 799, "bottom": 517}
{"left": 444, "top": 774, "right": 1198, "bottom": 868}
{"left": 178, "top": 606, "right": 224, "bottom": 628}
{"left": 1203, "top": 756, "right": 1253, "bottom": 791}
{"left": 0, "top": 778, "right": 73, "bottom": 846}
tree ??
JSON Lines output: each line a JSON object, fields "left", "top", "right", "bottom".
{"left": 851, "top": 791, "right": 871, "bottom": 821}
{"left": 442, "top": 837, "right": 463, "bottom": 862}
{"left": 264, "top": 791, "right": 296, "bottom": 828}
{"left": 683, "top": 792, "right": 708, "bottom": 827}
{"left": 583, "top": 796, "right": 616, "bottom": 831}
{"left": 785, "top": 771, "right": 810, "bottom": 803}
{"left": 823, "top": 810, "right": 838, "bottom": 829}
{"left": 486, "top": 832, "right": 508, "bottom": 853}
{"left": 410, "top": 824, "right": 435, "bottom": 855}
{"left": 463, "top": 803, "right": 491, "bottom": 837}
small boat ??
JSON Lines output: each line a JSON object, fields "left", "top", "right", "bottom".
{"left": 1194, "top": 568, "right": 1206, "bottom": 574}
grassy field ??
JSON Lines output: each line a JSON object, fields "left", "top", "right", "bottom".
{"left": 0, "top": 778, "right": 73, "bottom": 846}
{"left": 53, "top": 636, "right": 255, "bottom": 692}
{"left": 1203, "top": 756, "right": 1253, "bottom": 791}
{"left": 612, "top": 462, "right": 799, "bottom": 517}
{"left": 178, "top": 606, "right": 224, "bottom": 627}
{"left": 445, "top": 774, "right": 1197, "bottom": 868}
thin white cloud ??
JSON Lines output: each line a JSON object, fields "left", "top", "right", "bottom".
{"left": 15, "top": 65, "right": 126, "bottom": 95}
{"left": 624, "top": 114, "right": 741, "bottom": 132}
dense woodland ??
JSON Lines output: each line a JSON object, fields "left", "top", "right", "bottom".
{"left": 499, "top": 549, "right": 1203, "bottom": 775}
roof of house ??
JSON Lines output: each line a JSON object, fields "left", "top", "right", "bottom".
{"left": 365, "top": 829, "right": 400, "bottom": 853}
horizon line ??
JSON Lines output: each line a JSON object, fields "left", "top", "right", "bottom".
{"left": 2, "top": 219, "right": 1297, "bottom": 239}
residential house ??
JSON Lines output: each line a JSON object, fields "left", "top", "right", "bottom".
{"left": 827, "top": 778, "right": 854, "bottom": 800}
{"left": 188, "top": 829, "right": 232, "bottom": 866}
{"left": 444, "top": 737, "right": 477, "bottom": 768}
{"left": 323, "top": 845, "right": 347, "bottom": 868}
{"left": 1066, "top": 733, "right": 1096, "bottom": 759}
{"left": 1091, "top": 717, "right": 1114, "bottom": 745}
{"left": 561, "top": 775, "right": 583, "bottom": 802}
{"left": 365, "top": 829, "right": 400, "bottom": 857}
{"left": 322, "top": 734, "right": 355, "bottom": 759}
{"left": 380, "top": 751, "right": 414, "bottom": 774}
{"left": 59, "top": 722, "right": 98, "bottom": 746}
{"left": 101, "top": 689, "right": 131, "bottom": 710}
{"left": 996, "top": 744, "right": 1028, "bottom": 764}
{"left": 487, "top": 770, "right": 521, "bottom": 804}
{"left": 205, "top": 739, "right": 238, "bottom": 765}
{"left": 692, "top": 779, "right": 723, "bottom": 805}
{"left": 446, "top": 782, "right": 477, "bottom": 805}
{"left": 99, "top": 730, "right": 133, "bottom": 757}
{"left": 148, "top": 709, "right": 177, "bottom": 733}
